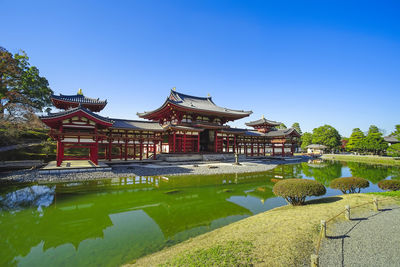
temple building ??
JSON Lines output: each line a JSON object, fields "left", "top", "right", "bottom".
{"left": 40, "top": 89, "right": 300, "bottom": 166}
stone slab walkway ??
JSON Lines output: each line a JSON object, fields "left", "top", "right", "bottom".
{"left": 319, "top": 206, "right": 400, "bottom": 267}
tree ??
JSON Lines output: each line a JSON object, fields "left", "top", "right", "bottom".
{"left": 390, "top": 125, "right": 400, "bottom": 140}
{"left": 312, "top": 125, "right": 341, "bottom": 152}
{"left": 300, "top": 132, "right": 312, "bottom": 151}
{"left": 363, "top": 125, "right": 388, "bottom": 155}
{"left": 341, "top": 138, "right": 349, "bottom": 152}
{"left": 291, "top": 122, "right": 302, "bottom": 135}
{"left": 367, "top": 125, "right": 380, "bottom": 135}
{"left": 0, "top": 47, "right": 53, "bottom": 119}
{"left": 276, "top": 123, "right": 287, "bottom": 129}
{"left": 386, "top": 143, "right": 400, "bottom": 157}
{"left": 346, "top": 128, "right": 365, "bottom": 153}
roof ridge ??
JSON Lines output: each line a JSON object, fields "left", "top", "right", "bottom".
{"left": 172, "top": 90, "right": 211, "bottom": 101}
{"left": 110, "top": 118, "right": 160, "bottom": 123}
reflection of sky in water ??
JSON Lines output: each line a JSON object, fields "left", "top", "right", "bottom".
{"left": 0, "top": 185, "right": 55, "bottom": 212}
{"left": 228, "top": 195, "right": 286, "bottom": 214}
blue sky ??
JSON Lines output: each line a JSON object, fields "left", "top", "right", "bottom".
{"left": 2, "top": 0, "right": 399, "bottom": 136}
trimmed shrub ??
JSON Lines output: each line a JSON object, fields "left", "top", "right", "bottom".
{"left": 272, "top": 179, "right": 326, "bottom": 205}
{"left": 378, "top": 180, "right": 400, "bottom": 191}
{"left": 330, "top": 177, "right": 369, "bottom": 194}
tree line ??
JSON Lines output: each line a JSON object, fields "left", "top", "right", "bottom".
{"left": 297, "top": 123, "right": 400, "bottom": 157}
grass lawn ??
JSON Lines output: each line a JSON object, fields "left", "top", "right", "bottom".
{"left": 322, "top": 154, "right": 400, "bottom": 167}
{"left": 372, "top": 190, "right": 400, "bottom": 198}
{"left": 125, "top": 194, "right": 399, "bottom": 266}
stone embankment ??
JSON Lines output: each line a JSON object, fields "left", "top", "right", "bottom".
{"left": 0, "top": 157, "right": 308, "bottom": 183}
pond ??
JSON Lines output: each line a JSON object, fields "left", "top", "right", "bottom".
{"left": 1, "top": 160, "right": 399, "bottom": 266}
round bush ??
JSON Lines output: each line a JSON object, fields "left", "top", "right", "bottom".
{"left": 272, "top": 179, "right": 326, "bottom": 206}
{"left": 330, "top": 177, "right": 369, "bottom": 194}
{"left": 378, "top": 180, "right": 400, "bottom": 191}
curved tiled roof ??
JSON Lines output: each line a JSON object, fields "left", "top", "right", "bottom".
{"left": 111, "top": 119, "right": 164, "bottom": 131}
{"left": 40, "top": 106, "right": 113, "bottom": 124}
{"left": 138, "top": 90, "right": 252, "bottom": 118}
{"left": 51, "top": 94, "right": 107, "bottom": 105}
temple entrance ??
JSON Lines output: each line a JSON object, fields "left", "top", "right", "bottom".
{"left": 199, "top": 129, "right": 215, "bottom": 152}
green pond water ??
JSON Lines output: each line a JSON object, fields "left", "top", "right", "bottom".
{"left": 1, "top": 160, "right": 399, "bottom": 266}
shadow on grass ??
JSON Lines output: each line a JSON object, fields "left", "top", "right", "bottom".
{"left": 306, "top": 196, "right": 343, "bottom": 205}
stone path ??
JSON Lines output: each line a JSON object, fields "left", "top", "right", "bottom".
{"left": 319, "top": 206, "right": 400, "bottom": 267}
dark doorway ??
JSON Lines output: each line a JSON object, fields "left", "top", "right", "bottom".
{"left": 200, "top": 129, "right": 215, "bottom": 152}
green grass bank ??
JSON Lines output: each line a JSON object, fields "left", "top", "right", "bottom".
{"left": 322, "top": 154, "right": 400, "bottom": 167}
{"left": 125, "top": 193, "right": 399, "bottom": 266}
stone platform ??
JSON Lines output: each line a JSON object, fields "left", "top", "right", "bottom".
{"left": 40, "top": 160, "right": 111, "bottom": 174}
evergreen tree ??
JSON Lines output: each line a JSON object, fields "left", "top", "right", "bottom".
{"left": 346, "top": 128, "right": 365, "bottom": 153}
{"left": 391, "top": 124, "right": 400, "bottom": 140}
{"left": 276, "top": 123, "right": 287, "bottom": 129}
{"left": 0, "top": 47, "right": 53, "bottom": 119}
{"left": 291, "top": 122, "right": 302, "bottom": 135}
{"left": 363, "top": 125, "right": 388, "bottom": 155}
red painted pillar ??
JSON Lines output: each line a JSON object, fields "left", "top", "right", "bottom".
{"left": 234, "top": 135, "right": 236, "bottom": 153}
{"left": 227, "top": 136, "right": 230, "bottom": 153}
{"left": 133, "top": 143, "right": 136, "bottom": 159}
{"left": 59, "top": 142, "right": 64, "bottom": 166}
{"left": 125, "top": 131, "right": 128, "bottom": 161}
{"left": 153, "top": 141, "right": 157, "bottom": 160}
{"left": 56, "top": 140, "right": 61, "bottom": 166}
{"left": 92, "top": 144, "right": 98, "bottom": 165}
{"left": 214, "top": 131, "right": 218, "bottom": 152}
{"left": 197, "top": 133, "right": 200, "bottom": 152}
{"left": 140, "top": 140, "right": 143, "bottom": 160}
{"left": 251, "top": 140, "right": 254, "bottom": 156}
{"left": 272, "top": 145, "right": 275, "bottom": 156}
{"left": 244, "top": 143, "right": 247, "bottom": 156}
{"left": 173, "top": 132, "right": 176, "bottom": 153}
{"left": 119, "top": 144, "right": 123, "bottom": 160}
{"left": 282, "top": 143, "right": 285, "bottom": 157}
{"left": 183, "top": 132, "right": 186, "bottom": 153}
{"left": 108, "top": 132, "right": 112, "bottom": 161}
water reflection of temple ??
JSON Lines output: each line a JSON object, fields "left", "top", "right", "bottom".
{"left": 0, "top": 172, "right": 282, "bottom": 266}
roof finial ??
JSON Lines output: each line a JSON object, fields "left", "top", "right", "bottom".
{"left": 262, "top": 114, "right": 264, "bottom": 119}
{"left": 172, "top": 87, "right": 176, "bottom": 91}
{"left": 77, "top": 88, "right": 83, "bottom": 95}
{"left": 207, "top": 93, "right": 210, "bottom": 97}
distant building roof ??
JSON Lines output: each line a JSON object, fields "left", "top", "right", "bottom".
{"left": 306, "top": 144, "right": 328, "bottom": 149}
{"left": 245, "top": 117, "right": 281, "bottom": 127}
{"left": 138, "top": 90, "right": 252, "bottom": 120}
{"left": 384, "top": 135, "right": 400, "bottom": 144}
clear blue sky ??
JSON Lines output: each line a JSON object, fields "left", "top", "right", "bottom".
{"left": 2, "top": 0, "right": 399, "bottom": 137}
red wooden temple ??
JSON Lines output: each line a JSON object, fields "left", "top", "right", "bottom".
{"left": 40, "top": 89, "right": 300, "bottom": 166}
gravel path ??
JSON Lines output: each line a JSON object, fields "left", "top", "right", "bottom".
{"left": 0, "top": 158, "right": 307, "bottom": 183}
{"left": 319, "top": 206, "right": 400, "bottom": 267}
